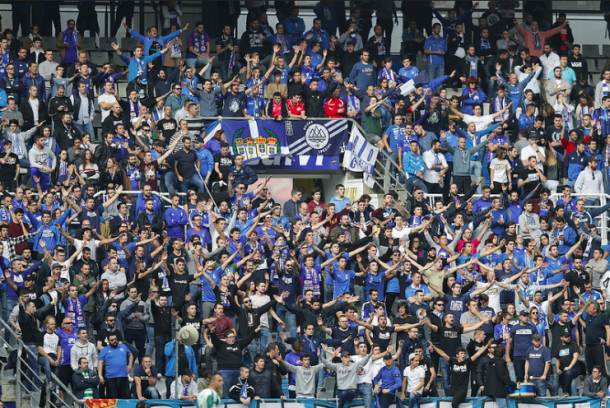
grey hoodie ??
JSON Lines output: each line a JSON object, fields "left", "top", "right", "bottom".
{"left": 120, "top": 297, "right": 150, "bottom": 330}
{"left": 70, "top": 340, "right": 98, "bottom": 371}
{"left": 101, "top": 269, "right": 127, "bottom": 292}
{"left": 320, "top": 355, "right": 370, "bottom": 391}
{"left": 283, "top": 362, "right": 326, "bottom": 398}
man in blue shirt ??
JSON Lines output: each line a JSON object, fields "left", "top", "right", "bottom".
{"left": 347, "top": 50, "right": 375, "bottom": 89}
{"left": 111, "top": 41, "right": 171, "bottom": 85}
{"left": 98, "top": 333, "right": 133, "bottom": 399}
{"left": 403, "top": 140, "right": 427, "bottom": 194}
{"left": 424, "top": 23, "right": 447, "bottom": 80}
{"left": 329, "top": 184, "right": 351, "bottom": 212}
{"left": 304, "top": 19, "right": 331, "bottom": 50}
{"left": 506, "top": 310, "right": 537, "bottom": 382}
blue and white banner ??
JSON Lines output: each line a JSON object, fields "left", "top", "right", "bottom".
{"left": 343, "top": 125, "right": 379, "bottom": 187}
{"left": 221, "top": 119, "right": 291, "bottom": 163}
{"left": 286, "top": 119, "right": 349, "bottom": 157}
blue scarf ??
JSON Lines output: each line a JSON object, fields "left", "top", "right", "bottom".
{"left": 533, "top": 31, "right": 542, "bottom": 51}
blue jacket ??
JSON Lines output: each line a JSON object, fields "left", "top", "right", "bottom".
{"left": 473, "top": 197, "right": 492, "bottom": 214}
{"left": 500, "top": 70, "right": 536, "bottom": 107}
{"left": 553, "top": 226, "right": 577, "bottom": 255}
{"left": 518, "top": 113, "right": 535, "bottom": 130}
{"left": 373, "top": 365, "right": 402, "bottom": 391}
{"left": 72, "top": 369, "right": 100, "bottom": 399}
{"left": 304, "top": 28, "right": 331, "bottom": 50}
{"left": 585, "top": 147, "right": 605, "bottom": 170}
{"left": 28, "top": 210, "right": 70, "bottom": 252}
{"left": 195, "top": 147, "right": 214, "bottom": 177}
{"left": 0, "top": 88, "right": 7, "bottom": 109}
{"left": 165, "top": 207, "right": 188, "bottom": 238}
{"left": 564, "top": 150, "right": 587, "bottom": 181}
{"left": 461, "top": 88, "right": 488, "bottom": 115}
{"left": 229, "top": 165, "right": 258, "bottom": 187}
{"left": 399, "top": 336, "right": 427, "bottom": 373}
{"left": 490, "top": 209, "right": 509, "bottom": 236}
{"left": 131, "top": 193, "right": 162, "bottom": 220}
{"left": 455, "top": 122, "right": 501, "bottom": 161}
{"left": 119, "top": 52, "right": 163, "bottom": 84}
{"left": 164, "top": 340, "right": 197, "bottom": 377}
{"left": 284, "top": 17, "right": 306, "bottom": 37}
{"left": 128, "top": 28, "right": 183, "bottom": 63}
{"left": 347, "top": 61, "right": 376, "bottom": 89}
{"left": 21, "top": 73, "right": 46, "bottom": 101}
{"left": 286, "top": 335, "right": 342, "bottom": 366}
{"left": 403, "top": 151, "right": 425, "bottom": 177}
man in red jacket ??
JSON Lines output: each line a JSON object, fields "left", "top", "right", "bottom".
{"left": 324, "top": 87, "right": 346, "bottom": 118}
{"left": 286, "top": 94, "right": 307, "bottom": 119}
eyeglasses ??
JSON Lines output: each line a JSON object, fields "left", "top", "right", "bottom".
{"left": 152, "top": 291, "right": 159, "bottom": 293}
{"left": 243, "top": 300, "right": 251, "bottom": 304}
{"left": 262, "top": 188, "right": 268, "bottom": 191}
{"left": 531, "top": 311, "right": 538, "bottom": 314}
{"left": 436, "top": 303, "right": 444, "bottom": 306}
{"left": 64, "top": 322, "right": 73, "bottom": 325}
{"left": 189, "top": 193, "right": 196, "bottom": 196}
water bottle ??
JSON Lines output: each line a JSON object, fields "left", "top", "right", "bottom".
{"left": 606, "top": 383, "right": 610, "bottom": 397}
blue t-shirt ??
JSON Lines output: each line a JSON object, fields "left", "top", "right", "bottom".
{"left": 203, "top": 268, "right": 222, "bottom": 302}
{"left": 525, "top": 345, "right": 551, "bottom": 377}
{"left": 99, "top": 344, "right": 132, "bottom": 378}
{"left": 130, "top": 364, "right": 159, "bottom": 395}
{"left": 443, "top": 293, "right": 471, "bottom": 323}
{"left": 333, "top": 269, "right": 356, "bottom": 298}
{"left": 57, "top": 329, "right": 78, "bottom": 366}
{"left": 509, "top": 323, "right": 537, "bottom": 357}
{"left": 365, "top": 271, "right": 386, "bottom": 301}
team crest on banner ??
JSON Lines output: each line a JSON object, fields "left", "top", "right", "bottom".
{"left": 288, "top": 119, "right": 348, "bottom": 157}
{"left": 221, "top": 119, "right": 290, "bottom": 163}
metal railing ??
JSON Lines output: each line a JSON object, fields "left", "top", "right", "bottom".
{"left": 0, "top": 316, "right": 83, "bottom": 408}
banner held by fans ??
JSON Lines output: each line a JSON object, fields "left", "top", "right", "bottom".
{"left": 221, "top": 119, "right": 290, "bottom": 163}
{"left": 343, "top": 126, "right": 379, "bottom": 188}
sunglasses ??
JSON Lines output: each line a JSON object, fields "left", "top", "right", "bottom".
{"left": 243, "top": 300, "right": 251, "bottom": 304}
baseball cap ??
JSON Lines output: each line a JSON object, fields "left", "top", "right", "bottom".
{"left": 194, "top": 137, "right": 204, "bottom": 144}
{"left": 51, "top": 262, "right": 62, "bottom": 269}
{"left": 588, "top": 156, "right": 599, "bottom": 163}
{"left": 409, "top": 353, "right": 418, "bottom": 361}
{"left": 519, "top": 310, "right": 529, "bottom": 316}
{"left": 340, "top": 351, "right": 350, "bottom": 358}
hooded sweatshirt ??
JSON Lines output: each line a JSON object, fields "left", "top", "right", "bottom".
{"left": 283, "top": 362, "right": 326, "bottom": 398}
{"left": 101, "top": 269, "right": 127, "bottom": 292}
{"left": 70, "top": 339, "right": 99, "bottom": 371}
{"left": 320, "top": 355, "right": 371, "bottom": 391}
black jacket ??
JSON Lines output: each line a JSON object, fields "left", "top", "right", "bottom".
{"left": 0, "top": 75, "right": 23, "bottom": 98}
{"left": 48, "top": 95, "right": 74, "bottom": 122}
{"left": 228, "top": 297, "right": 277, "bottom": 338}
{"left": 101, "top": 112, "right": 124, "bottom": 137}
{"left": 264, "top": 352, "right": 288, "bottom": 398}
{"left": 265, "top": 100, "right": 289, "bottom": 119}
{"left": 457, "top": 56, "right": 487, "bottom": 80}
{"left": 150, "top": 302, "right": 172, "bottom": 337}
{"left": 288, "top": 80, "right": 307, "bottom": 99}
{"left": 137, "top": 210, "right": 164, "bottom": 235}
{"left": 94, "top": 144, "right": 115, "bottom": 172}
{"left": 229, "top": 377, "right": 255, "bottom": 402}
{"left": 20, "top": 97, "right": 48, "bottom": 131}
{"left": 303, "top": 81, "right": 337, "bottom": 118}
{"left": 53, "top": 123, "right": 81, "bottom": 150}
{"left": 483, "top": 357, "right": 517, "bottom": 398}
{"left": 211, "top": 330, "right": 257, "bottom": 371}
{"left": 250, "top": 368, "right": 283, "bottom": 399}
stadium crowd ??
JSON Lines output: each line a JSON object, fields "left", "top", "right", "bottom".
{"left": 3, "top": 1, "right": 610, "bottom": 408}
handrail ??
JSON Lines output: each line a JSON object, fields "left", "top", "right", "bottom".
{"left": 0, "top": 314, "right": 83, "bottom": 408}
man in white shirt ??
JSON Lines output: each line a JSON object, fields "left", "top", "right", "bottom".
{"left": 539, "top": 43, "right": 559, "bottom": 100}
{"left": 98, "top": 81, "right": 118, "bottom": 122}
{"left": 515, "top": 64, "right": 542, "bottom": 98}
{"left": 520, "top": 135, "right": 545, "bottom": 169}
{"left": 574, "top": 156, "right": 604, "bottom": 203}
{"left": 401, "top": 352, "right": 425, "bottom": 407}
{"left": 169, "top": 369, "right": 198, "bottom": 401}
{"left": 423, "top": 140, "right": 448, "bottom": 194}
{"left": 595, "top": 70, "right": 610, "bottom": 107}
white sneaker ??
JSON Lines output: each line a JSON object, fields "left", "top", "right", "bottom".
{"left": 157, "top": 373, "right": 162, "bottom": 379}
{"left": 128, "top": 375, "right": 134, "bottom": 382}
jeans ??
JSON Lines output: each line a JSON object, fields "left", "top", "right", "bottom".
{"left": 337, "top": 389, "right": 357, "bottom": 408}
{"left": 154, "top": 335, "right": 172, "bottom": 375}
{"left": 30, "top": 168, "right": 50, "bottom": 191}
{"left": 470, "top": 160, "right": 483, "bottom": 193}
{"left": 26, "top": 344, "right": 41, "bottom": 389}
{"left": 186, "top": 56, "right": 212, "bottom": 78}
{"left": 405, "top": 177, "right": 428, "bottom": 194}
{"left": 513, "top": 355, "right": 526, "bottom": 382}
{"left": 559, "top": 366, "right": 579, "bottom": 396}
{"left": 133, "top": 386, "right": 160, "bottom": 399}
{"left": 4, "top": 298, "right": 17, "bottom": 342}
{"left": 160, "top": 172, "right": 176, "bottom": 194}
{"left": 220, "top": 370, "right": 240, "bottom": 397}
{"left": 378, "top": 104, "right": 392, "bottom": 129}
{"left": 532, "top": 378, "right": 548, "bottom": 396}
{"left": 124, "top": 327, "right": 147, "bottom": 364}
{"left": 37, "top": 355, "right": 58, "bottom": 386}
{"left": 276, "top": 304, "right": 297, "bottom": 338}
{"left": 19, "top": 158, "right": 30, "bottom": 185}
{"left": 495, "top": 397, "right": 507, "bottom": 408}
{"left": 248, "top": 326, "right": 269, "bottom": 357}
{"left": 357, "top": 383, "right": 373, "bottom": 408}
{"left": 178, "top": 174, "right": 205, "bottom": 193}
{"left": 145, "top": 325, "right": 155, "bottom": 359}
{"left": 74, "top": 121, "right": 95, "bottom": 138}
{"left": 426, "top": 63, "right": 445, "bottom": 80}
{"left": 378, "top": 392, "right": 396, "bottom": 408}
{"left": 219, "top": 60, "right": 242, "bottom": 81}
{"left": 405, "top": 392, "right": 421, "bottom": 407}
{"left": 204, "top": 345, "right": 216, "bottom": 370}
{"left": 440, "top": 357, "right": 451, "bottom": 396}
